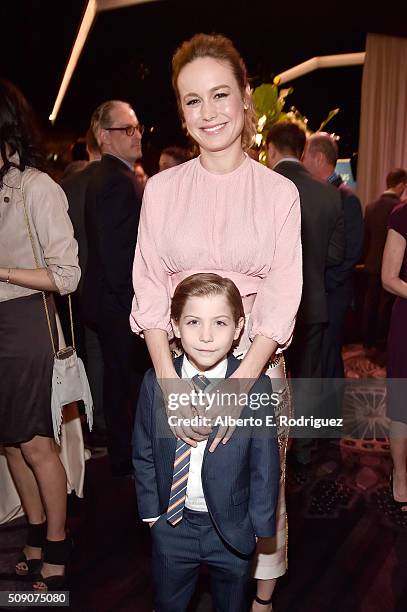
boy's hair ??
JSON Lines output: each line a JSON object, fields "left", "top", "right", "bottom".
{"left": 171, "top": 273, "right": 244, "bottom": 325}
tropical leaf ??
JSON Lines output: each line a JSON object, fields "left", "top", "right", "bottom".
{"left": 318, "top": 108, "right": 340, "bottom": 132}
{"left": 252, "top": 84, "right": 279, "bottom": 118}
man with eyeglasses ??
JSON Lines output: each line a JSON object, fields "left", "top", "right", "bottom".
{"left": 82, "top": 100, "right": 150, "bottom": 477}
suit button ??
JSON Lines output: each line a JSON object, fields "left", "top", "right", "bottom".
{"left": 4, "top": 197, "right": 10, "bottom": 203}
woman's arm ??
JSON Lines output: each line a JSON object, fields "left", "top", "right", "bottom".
{"left": 230, "top": 335, "right": 278, "bottom": 380}
{"left": 0, "top": 267, "right": 58, "bottom": 291}
{"left": 21, "top": 173, "right": 80, "bottom": 295}
{"left": 382, "top": 228, "right": 407, "bottom": 298}
{"left": 143, "top": 329, "right": 177, "bottom": 379}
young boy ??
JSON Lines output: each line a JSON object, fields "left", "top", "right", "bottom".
{"left": 133, "top": 273, "right": 280, "bottom": 612}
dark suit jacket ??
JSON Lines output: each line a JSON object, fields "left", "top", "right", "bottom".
{"left": 364, "top": 192, "right": 401, "bottom": 275}
{"left": 325, "top": 176, "right": 364, "bottom": 291}
{"left": 82, "top": 154, "right": 142, "bottom": 326}
{"left": 61, "top": 161, "right": 100, "bottom": 295}
{"left": 274, "top": 161, "right": 344, "bottom": 323}
{"left": 133, "top": 355, "right": 280, "bottom": 556}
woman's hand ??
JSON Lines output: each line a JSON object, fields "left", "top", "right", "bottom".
{"left": 201, "top": 374, "right": 256, "bottom": 452}
{"left": 205, "top": 336, "right": 279, "bottom": 452}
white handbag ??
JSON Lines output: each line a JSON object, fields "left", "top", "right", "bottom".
{"left": 23, "top": 189, "right": 93, "bottom": 444}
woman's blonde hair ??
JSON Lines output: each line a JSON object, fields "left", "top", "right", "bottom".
{"left": 171, "top": 33, "right": 256, "bottom": 151}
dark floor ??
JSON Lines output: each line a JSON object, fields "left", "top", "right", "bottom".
{"left": 1, "top": 345, "right": 407, "bottom": 612}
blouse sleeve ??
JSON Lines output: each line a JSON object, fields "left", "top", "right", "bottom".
{"left": 29, "top": 172, "right": 80, "bottom": 295}
{"left": 130, "top": 181, "right": 172, "bottom": 337}
{"left": 389, "top": 204, "right": 407, "bottom": 239}
{"left": 248, "top": 180, "right": 302, "bottom": 350}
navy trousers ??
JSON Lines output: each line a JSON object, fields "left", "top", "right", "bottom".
{"left": 322, "top": 283, "right": 353, "bottom": 378}
{"left": 151, "top": 508, "right": 252, "bottom": 612}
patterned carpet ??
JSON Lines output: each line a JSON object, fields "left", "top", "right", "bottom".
{"left": 1, "top": 345, "right": 406, "bottom": 612}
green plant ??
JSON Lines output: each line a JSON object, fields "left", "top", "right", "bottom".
{"left": 252, "top": 79, "right": 339, "bottom": 163}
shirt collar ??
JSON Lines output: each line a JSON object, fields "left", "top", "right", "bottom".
{"left": 272, "top": 157, "right": 301, "bottom": 170}
{"left": 104, "top": 153, "right": 134, "bottom": 172}
{"left": 383, "top": 189, "right": 398, "bottom": 196}
{"left": 181, "top": 354, "right": 228, "bottom": 379}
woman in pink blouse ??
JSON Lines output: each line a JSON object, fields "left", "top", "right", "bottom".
{"left": 131, "top": 34, "right": 302, "bottom": 611}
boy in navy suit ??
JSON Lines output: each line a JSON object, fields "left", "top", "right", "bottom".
{"left": 133, "top": 273, "right": 280, "bottom": 612}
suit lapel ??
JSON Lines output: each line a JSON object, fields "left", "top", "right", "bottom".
{"left": 202, "top": 355, "right": 240, "bottom": 461}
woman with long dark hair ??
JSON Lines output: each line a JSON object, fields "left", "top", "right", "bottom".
{"left": 0, "top": 79, "right": 80, "bottom": 590}
{"left": 131, "top": 34, "right": 302, "bottom": 611}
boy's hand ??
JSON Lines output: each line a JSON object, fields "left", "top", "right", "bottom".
{"left": 158, "top": 376, "right": 212, "bottom": 446}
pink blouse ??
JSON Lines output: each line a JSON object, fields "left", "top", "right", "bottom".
{"left": 131, "top": 155, "right": 302, "bottom": 349}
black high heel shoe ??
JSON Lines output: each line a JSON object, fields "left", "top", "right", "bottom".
{"left": 33, "top": 537, "right": 72, "bottom": 592}
{"left": 390, "top": 471, "right": 407, "bottom": 509}
{"left": 15, "top": 521, "right": 47, "bottom": 577}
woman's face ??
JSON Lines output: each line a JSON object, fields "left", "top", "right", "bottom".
{"left": 177, "top": 57, "right": 245, "bottom": 156}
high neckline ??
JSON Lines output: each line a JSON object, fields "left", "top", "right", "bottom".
{"left": 196, "top": 153, "right": 249, "bottom": 179}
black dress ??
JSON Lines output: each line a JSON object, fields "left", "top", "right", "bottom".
{"left": 0, "top": 292, "right": 58, "bottom": 445}
{"left": 386, "top": 203, "right": 407, "bottom": 424}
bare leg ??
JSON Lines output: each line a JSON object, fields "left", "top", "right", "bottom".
{"left": 251, "top": 357, "right": 287, "bottom": 612}
{"left": 4, "top": 445, "right": 46, "bottom": 572}
{"left": 19, "top": 436, "right": 67, "bottom": 582}
{"left": 251, "top": 578, "right": 276, "bottom": 611}
{"left": 390, "top": 421, "right": 407, "bottom": 511}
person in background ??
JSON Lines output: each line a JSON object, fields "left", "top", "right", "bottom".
{"left": 60, "top": 127, "right": 106, "bottom": 445}
{"left": 267, "top": 123, "right": 344, "bottom": 467}
{"left": 82, "top": 100, "right": 150, "bottom": 477}
{"left": 361, "top": 168, "right": 407, "bottom": 352}
{"left": 303, "top": 132, "right": 363, "bottom": 377}
{"left": 134, "top": 161, "right": 148, "bottom": 191}
{"left": 61, "top": 138, "right": 89, "bottom": 180}
{"left": 158, "top": 145, "right": 192, "bottom": 171}
{"left": 0, "top": 79, "right": 80, "bottom": 590}
{"left": 131, "top": 33, "right": 302, "bottom": 612}
{"left": 382, "top": 201, "right": 407, "bottom": 512}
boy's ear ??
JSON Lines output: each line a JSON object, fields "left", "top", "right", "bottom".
{"left": 233, "top": 316, "right": 245, "bottom": 340}
{"left": 171, "top": 318, "right": 181, "bottom": 339}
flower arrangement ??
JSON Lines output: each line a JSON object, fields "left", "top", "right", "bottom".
{"left": 252, "top": 78, "right": 339, "bottom": 163}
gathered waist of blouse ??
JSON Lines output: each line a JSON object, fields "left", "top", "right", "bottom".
{"left": 169, "top": 270, "right": 259, "bottom": 314}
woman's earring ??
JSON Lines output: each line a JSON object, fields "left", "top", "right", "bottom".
{"left": 243, "top": 102, "right": 249, "bottom": 111}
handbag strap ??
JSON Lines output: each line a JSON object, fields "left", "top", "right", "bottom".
{"left": 21, "top": 187, "right": 75, "bottom": 356}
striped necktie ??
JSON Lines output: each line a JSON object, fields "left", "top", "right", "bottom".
{"left": 166, "top": 374, "right": 210, "bottom": 526}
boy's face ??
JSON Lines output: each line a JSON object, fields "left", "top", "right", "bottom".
{"left": 172, "top": 294, "right": 244, "bottom": 372}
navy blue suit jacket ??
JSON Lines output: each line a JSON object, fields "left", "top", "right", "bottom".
{"left": 133, "top": 355, "right": 280, "bottom": 556}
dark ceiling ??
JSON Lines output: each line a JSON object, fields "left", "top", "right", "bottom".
{"left": 2, "top": 0, "right": 407, "bottom": 160}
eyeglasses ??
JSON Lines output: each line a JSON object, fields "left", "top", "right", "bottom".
{"left": 104, "top": 124, "right": 144, "bottom": 137}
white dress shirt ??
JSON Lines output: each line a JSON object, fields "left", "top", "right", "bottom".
{"left": 143, "top": 355, "right": 228, "bottom": 522}
{"left": 182, "top": 356, "right": 228, "bottom": 512}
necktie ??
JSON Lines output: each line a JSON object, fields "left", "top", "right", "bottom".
{"left": 166, "top": 373, "right": 210, "bottom": 526}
